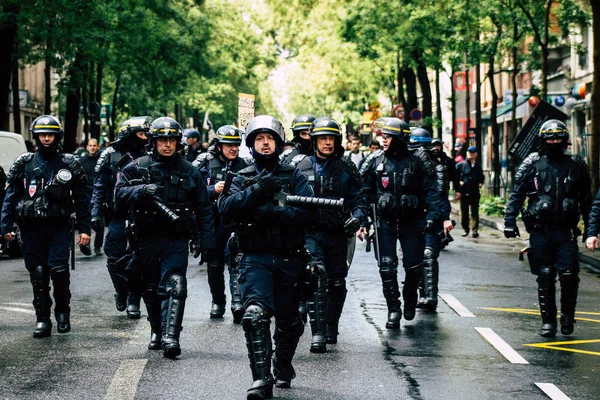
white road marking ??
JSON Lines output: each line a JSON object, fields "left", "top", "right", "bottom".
{"left": 104, "top": 359, "right": 148, "bottom": 400}
{"left": 6, "top": 302, "right": 31, "bottom": 307}
{"left": 439, "top": 294, "right": 475, "bottom": 317}
{"left": 535, "top": 383, "right": 571, "bottom": 400}
{"left": 475, "top": 327, "right": 529, "bottom": 364}
{"left": 0, "top": 306, "right": 35, "bottom": 315}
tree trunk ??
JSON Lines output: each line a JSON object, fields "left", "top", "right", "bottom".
{"left": 541, "top": 0, "right": 553, "bottom": 100}
{"left": 110, "top": 72, "right": 121, "bottom": 142}
{"left": 404, "top": 66, "right": 418, "bottom": 123}
{"left": 416, "top": 58, "right": 432, "bottom": 131}
{"left": 465, "top": 64, "right": 471, "bottom": 140}
{"left": 0, "top": 6, "right": 18, "bottom": 131}
{"left": 81, "top": 67, "right": 90, "bottom": 144}
{"left": 590, "top": 0, "right": 600, "bottom": 194}
{"left": 12, "top": 60, "right": 21, "bottom": 135}
{"left": 44, "top": 60, "right": 52, "bottom": 114}
{"left": 396, "top": 51, "right": 407, "bottom": 118}
{"left": 489, "top": 59, "right": 500, "bottom": 196}
{"left": 64, "top": 54, "right": 84, "bottom": 153}
{"left": 451, "top": 67, "right": 457, "bottom": 158}
{"left": 435, "top": 67, "right": 442, "bottom": 138}
{"left": 510, "top": 21, "right": 519, "bottom": 187}
{"left": 475, "top": 62, "right": 482, "bottom": 165}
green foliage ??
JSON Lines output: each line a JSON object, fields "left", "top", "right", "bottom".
{"left": 479, "top": 194, "right": 507, "bottom": 217}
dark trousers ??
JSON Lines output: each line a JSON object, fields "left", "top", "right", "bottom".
{"left": 460, "top": 195, "right": 480, "bottom": 233}
{"left": 104, "top": 218, "right": 130, "bottom": 296}
{"left": 20, "top": 219, "right": 71, "bottom": 271}
{"left": 93, "top": 225, "right": 104, "bottom": 250}
{"left": 379, "top": 219, "right": 425, "bottom": 268}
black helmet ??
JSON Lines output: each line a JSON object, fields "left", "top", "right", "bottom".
{"left": 30, "top": 115, "right": 64, "bottom": 140}
{"left": 215, "top": 125, "right": 243, "bottom": 144}
{"left": 291, "top": 114, "right": 315, "bottom": 135}
{"left": 538, "top": 119, "right": 568, "bottom": 140}
{"left": 118, "top": 116, "right": 152, "bottom": 140}
{"left": 310, "top": 117, "right": 342, "bottom": 138}
{"left": 244, "top": 115, "right": 285, "bottom": 149}
{"left": 184, "top": 128, "right": 201, "bottom": 140}
{"left": 149, "top": 117, "right": 183, "bottom": 139}
{"left": 408, "top": 127, "right": 432, "bottom": 150}
{"left": 371, "top": 117, "right": 411, "bottom": 142}
{"left": 431, "top": 138, "right": 443, "bottom": 147}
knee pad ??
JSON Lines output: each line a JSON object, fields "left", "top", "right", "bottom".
{"left": 166, "top": 274, "right": 187, "bottom": 299}
{"left": 31, "top": 265, "right": 46, "bottom": 280}
{"left": 277, "top": 316, "right": 305, "bottom": 338}
{"left": 242, "top": 303, "right": 271, "bottom": 329}
{"left": 424, "top": 247, "right": 436, "bottom": 261}
{"left": 379, "top": 257, "right": 398, "bottom": 276}
{"left": 537, "top": 266, "right": 556, "bottom": 284}
{"left": 327, "top": 278, "right": 347, "bottom": 298}
{"left": 405, "top": 262, "right": 423, "bottom": 275}
{"left": 558, "top": 269, "right": 579, "bottom": 286}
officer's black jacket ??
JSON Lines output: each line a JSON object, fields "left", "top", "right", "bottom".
{"left": 425, "top": 150, "right": 452, "bottom": 221}
{"left": 1, "top": 152, "right": 91, "bottom": 235}
{"left": 195, "top": 152, "right": 252, "bottom": 201}
{"left": 505, "top": 152, "right": 592, "bottom": 233}
{"left": 92, "top": 145, "right": 146, "bottom": 219}
{"left": 217, "top": 163, "right": 314, "bottom": 226}
{"left": 114, "top": 153, "right": 215, "bottom": 248}
{"left": 360, "top": 149, "right": 441, "bottom": 223}
{"left": 77, "top": 151, "right": 100, "bottom": 194}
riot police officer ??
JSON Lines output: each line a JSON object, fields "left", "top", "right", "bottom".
{"left": 279, "top": 114, "right": 315, "bottom": 164}
{"left": 115, "top": 117, "right": 214, "bottom": 358}
{"left": 193, "top": 125, "right": 252, "bottom": 321}
{"left": 360, "top": 117, "right": 441, "bottom": 329}
{"left": 289, "top": 117, "right": 367, "bottom": 353}
{"left": 1, "top": 115, "right": 91, "bottom": 337}
{"left": 408, "top": 128, "right": 454, "bottom": 311}
{"left": 92, "top": 116, "right": 150, "bottom": 318}
{"left": 504, "top": 119, "right": 591, "bottom": 337}
{"left": 218, "top": 115, "right": 314, "bottom": 398}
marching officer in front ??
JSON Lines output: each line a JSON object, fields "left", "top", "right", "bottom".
{"left": 193, "top": 125, "right": 252, "bottom": 322}
{"left": 289, "top": 116, "right": 367, "bottom": 353}
{"left": 360, "top": 117, "right": 441, "bottom": 329}
{"left": 218, "top": 115, "right": 314, "bottom": 399}
{"left": 92, "top": 117, "right": 150, "bottom": 319}
{"left": 115, "top": 117, "right": 214, "bottom": 358}
{"left": 504, "top": 119, "right": 591, "bottom": 337}
{"left": 408, "top": 128, "right": 454, "bottom": 312}
{"left": 1, "top": 115, "right": 91, "bottom": 337}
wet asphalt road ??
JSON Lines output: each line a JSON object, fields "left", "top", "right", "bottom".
{"left": 1, "top": 227, "right": 600, "bottom": 400}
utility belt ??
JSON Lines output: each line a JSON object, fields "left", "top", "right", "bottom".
{"left": 17, "top": 197, "right": 72, "bottom": 220}
{"left": 235, "top": 222, "right": 304, "bottom": 253}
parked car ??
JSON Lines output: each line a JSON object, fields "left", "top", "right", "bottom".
{"left": 0, "top": 131, "right": 28, "bottom": 257}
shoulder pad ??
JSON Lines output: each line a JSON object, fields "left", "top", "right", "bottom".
{"left": 359, "top": 150, "right": 383, "bottom": 175}
{"left": 6, "top": 152, "right": 34, "bottom": 183}
{"left": 279, "top": 148, "right": 294, "bottom": 161}
{"left": 341, "top": 157, "right": 362, "bottom": 184}
{"left": 242, "top": 157, "right": 253, "bottom": 166}
{"left": 290, "top": 154, "right": 310, "bottom": 168}
{"left": 514, "top": 152, "right": 540, "bottom": 183}
{"left": 61, "top": 154, "right": 87, "bottom": 185}
{"left": 278, "top": 163, "right": 295, "bottom": 172}
{"left": 95, "top": 147, "right": 116, "bottom": 173}
{"left": 413, "top": 148, "right": 436, "bottom": 177}
{"left": 191, "top": 152, "right": 213, "bottom": 169}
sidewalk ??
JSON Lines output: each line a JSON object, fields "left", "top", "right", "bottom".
{"left": 450, "top": 200, "right": 600, "bottom": 274}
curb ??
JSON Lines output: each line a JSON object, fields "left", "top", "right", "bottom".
{"left": 450, "top": 203, "right": 600, "bottom": 274}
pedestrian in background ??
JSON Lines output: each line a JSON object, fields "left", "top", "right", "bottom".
{"left": 456, "top": 146, "right": 484, "bottom": 238}
{"left": 77, "top": 138, "right": 103, "bottom": 256}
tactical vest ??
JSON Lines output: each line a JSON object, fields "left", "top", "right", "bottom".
{"left": 309, "top": 157, "right": 347, "bottom": 231}
{"left": 17, "top": 154, "right": 75, "bottom": 220}
{"left": 524, "top": 155, "right": 583, "bottom": 230}
{"left": 429, "top": 152, "right": 449, "bottom": 196}
{"left": 234, "top": 164, "right": 305, "bottom": 252}
{"left": 132, "top": 155, "right": 196, "bottom": 236}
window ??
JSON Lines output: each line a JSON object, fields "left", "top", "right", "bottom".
{"left": 453, "top": 72, "right": 473, "bottom": 91}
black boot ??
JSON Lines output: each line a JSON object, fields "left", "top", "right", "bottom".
{"left": 421, "top": 249, "right": 439, "bottom": 312}
{"left": 380, "top": 257, "right": 402, "bottom": 329}
{"left": 143, "top": 286, "right": 162, "bottom": 350}
{"left": 207, "top": 260, "right": 226, "bottom": 318}
{"left": 403, "top": 263, "right": 423, "bottom": 321}
{"left": 108, "top": 261, "right": 129, "bottom": 312}
{"left": 325, "top": 278, "right": 347, "bottom": 345}
{"left": 273, "top": 317, "right": 303, "bottom": 389}
{"left": 126, "top": 293, "right": 141, "bottom": 319}
{"left": 30, "top": 266, "right": 52, "bottom": 338}
{"left": 243, "top": 304, "right": 273, "bottom": 400}
{"left": 229, "top": 265, "right": 244, "bottom": 324}
{"left": 162, "top": 275, "right": 187, "bottom": 359}
{"left": 50, "top": 265, "right": 71, "bottom": 333}
{"left": 537, "top": 267, "right": 557, "bottom": 337}
{"left": 559, "top": 269, "right": 579, "bottom": 335}
{"left": 307, "top": 272, "right": 327, "bottom": 353}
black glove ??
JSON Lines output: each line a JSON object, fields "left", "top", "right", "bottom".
{"left": 503, "top": 224, "right": 520, "bottom": 238}
{"left": 376, "top": 193, "right": 395, "bottom": 215}
{"left": 142, "top": 184, "right": 163, "bottom": 202}
{"left": 190, "top": 239, "right": 202, "bottom": 259}
{"left": 343, "top": 217, "right": 360, "bottom": 236}
{"left": 252, "top": 172, "right": 281, "bottom": 197}
{"left": 91, "top": 216, "right": 104, "bottom": 232}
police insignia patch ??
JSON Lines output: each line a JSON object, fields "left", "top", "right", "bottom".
{"left": 381, "top": 176, "right": 389, "bottom": 188}
{"left": 42, "top": 118, "right": 50, "bottom": 125}
{"left": 29, "top": 184, "right": 37, "bottom": 197}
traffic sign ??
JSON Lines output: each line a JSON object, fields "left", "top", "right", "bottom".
{"left": 392, "top": 104, "right": 404, "bottom": 119}
{"left": 409, "top": 108, "right": 422, "bottom": 121}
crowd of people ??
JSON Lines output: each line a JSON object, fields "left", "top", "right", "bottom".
{"left": 2, "top": 112, "right": 599, "bottom": 400}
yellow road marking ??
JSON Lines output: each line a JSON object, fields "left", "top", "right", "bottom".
{"left": 525, "top": 339, "right": 600, "bottom": 357}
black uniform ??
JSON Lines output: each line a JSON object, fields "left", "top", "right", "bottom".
{"left": 116, "top": 151, "right": 215, "bottom": 357}
{"left": 194, "top": 150, "right": 252, "bottom": 320}
{"left": 361, "top": 147, "right": 441, "bottom": 327}
{"left": 77, "top": 150, "right": 103, "bottom": 252}
{"left": 505, "top": 151, "right": 591, "bottom": 336}
{"left": 2, "top": 151, "right": 90, "bottom": 336}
